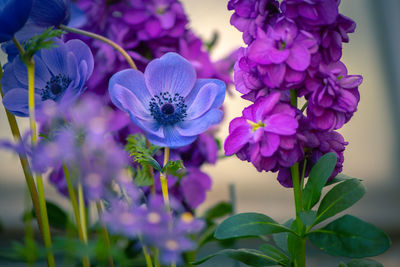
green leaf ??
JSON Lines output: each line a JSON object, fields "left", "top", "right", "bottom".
{"left": 134, "top": 166, "right": 154, "bottom": 186}
{"left": 22, "top": 27, "right": 65, "bottom": 63}
{"left": 298, "top": 210, "right": 317, "bottom": 227}
{"left": 272, "top": 219, "right": 293, "bottom": 255}
{"left": 192, "top": 248, "right": 279, "bottom": 266}
{"left": 31, "top": 201, "right": 69, "bottom": 230}
{"left": 125, "top": 134, "right": 161, "bottom": 171}
{"left": 345, "top": 259, "right": 383, "bottom": 267}
{"left": 203, "top": 201, "right": 233, "bottom": 222}
{"left": 214, "top": 212, "right": 295, "bottom": 240}
{"left": 162, "top": 160, "right": 185, "bottom": 178}
{"left": 326, "top": 173, "right": 360, "bottom": 186}
{"left": 309, "top": 215, "right": 391, "bottom": 258}
{"left": 198, "top": 224, "right": 217, "bottom": 248}
{"left": 303, "top": 152, "right": 337, "bottom": 210}
{"left": 315, "top": 178, "right": 365, "bottom": 225}
{"left": 259, "top": 244, "right": 289, "bottom": 266}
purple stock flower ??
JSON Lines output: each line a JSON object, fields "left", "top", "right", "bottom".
{"left": 181, "top": 168, "right": 212, "bottom": 209}
{"left": 123, "top": 0, "right": 188, "bottom": 41}
{"left": 108, "top": 52, "right": 225, "bottom": 148}
{"left": 225, "top": 92, "right": 301, "bottom": 172}
{"left": 176, "top": 133, "right": 218, "bottom": 168}
{"left": 2, "top": 38, "right": 93, "bottom": 116}
{"left": 228, "top": 0, "right": 280, "bottom": 44}
{"left": 281, "top": 0, "right": 339, "bottom": 27}
{"left": 305, "top": 61, "right": 362, "bottom": 130}
{"left": 247, "top": 17, "right": 317, "bottom": 88}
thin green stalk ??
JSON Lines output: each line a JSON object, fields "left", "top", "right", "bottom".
{"left": 77, "top": 182, "right": 88, "bottom": 242}
{"left": 300, "top": 159, "right": 307, "bottom": 191}
{"left": 63, "top": 165, "right": 90, "bottom": 267}
{"left": 160, "top": 147, "right": 171, "bottom": 212}
{"left": 59, "top": 24, "right": 137, "bottom": 70}
{"left": 0, "top": 65, "right": 44, "bottom": 238}
{"left": 96, "top": 202, "right": 115, "bottom": 267}
{"left": 27, "top": 57, "right": 55, "bottom": 267}
{"left": 289, "top": 90, "right": 306, "bottom": 267}
{"left": 153, "top": 249, "right": 161, "bottom": 267}
{"left": 138, "top": 235, "right": 154, "bottom": 267}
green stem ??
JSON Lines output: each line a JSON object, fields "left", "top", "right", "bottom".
{"left": 138, "top": 235, "right": 154, "bottom": 267}
{"left": 289, "top": 90, "right": 306, "bottom": 267}
{"left": 96, "top": 202, "right": 115, "bottom": 267}
{"left": 0, "top": 65, "right": 44, "bottom": 239}
{"left": 77, "top": 182, "right": 88, "bottom": 242}
{"left": 27, "top": 56, "right": 55, "bottom": 267}
{"left": 59, "top": 24, "right": 137, "bottom": 70}
{"left": 160, "top": 147, "right": 171, "bottom": 212}
{"left": 63, "top": 165, "right": 90, "bottom": 267}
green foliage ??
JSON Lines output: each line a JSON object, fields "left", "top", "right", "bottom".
{"left": 31, "top": 201, "right": 71, "bottom": 231}
{"left": 326, "top": 173, "right": 360, "bottom": 186}
{"left": 287, "top": 220, "right": 302, "bottom": 261}
{"left": 162, "top": 159, "right": 185, "bottom": 178}
{"left": 132, "top": 166, "right": 154, "bottom": 186}
{"left": 0, "top": 240, "right": 44, "bottom": 263}
{"left": 303, "top": 152, "right": 337, "bottom": 210}
{"left": 205, "top": 31, "right": 219, "bottom": 52}
{"left": 22, "top": 27, "right": 65, "bottom": 64}
{"left": 314, "top": 178, "right": 365, "bottom": 225}
{"left": 272, "top": 219, "right": 293, "bottom": 255}
{"left": 125, "top": 134, "right": 161, "bottom": 171}
{"left": 308, "top": 215, "right": 391, "bottom": 258}
{"left": 339, "top": 259, "right": 383, "bottom": 267}
{"left": 193, "top": 248, "right": 281, "bottom": 266}
{"left": 298, "top": 210, "right": 317, "bottom": 227}
{"left": 258, "top": 244, "right": 289, "bottom": 266}
{"left": 214, "top": 212, "right": 295, "bottom": 240}
{"left": 203, "top": 201, "right": 233, "bottom": 223}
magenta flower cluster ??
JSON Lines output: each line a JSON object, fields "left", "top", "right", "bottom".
{"left": 226, "top": 0, "right": 362, "bottom": 186}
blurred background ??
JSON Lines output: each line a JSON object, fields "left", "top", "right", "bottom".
{"left": 1, "top": 0, "right": 399, "bottom": 266}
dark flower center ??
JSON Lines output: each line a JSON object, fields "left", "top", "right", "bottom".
{"left": 41, "top": 74, "right": 71, "bottom": 101}
{"left": 161, "top": 103, "right": 175, "bottom": 115}
{"left": 149, "top": 92, "right": 187, "bottom": 125}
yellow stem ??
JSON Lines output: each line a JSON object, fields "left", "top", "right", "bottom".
{"left": 62, "top": 165, "right": 90, "bottom": 267}
{"left": 59, "top": 24, "right": 137, "bottom": 70}
{"left": 27, "top": 56, "right": 55, "bottom": 267}
{"left": 96, "top": 202, "right": 115, "bottom": 267}
{"left": 159, "top": 147, "right": 170, "bottom": 212}
{"left": 78, "top": 182, "right": 88, "bottom": 242}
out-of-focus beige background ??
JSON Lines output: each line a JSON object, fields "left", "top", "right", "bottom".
{"left": 1, "top": 0, "right": 399, "bottom": 266}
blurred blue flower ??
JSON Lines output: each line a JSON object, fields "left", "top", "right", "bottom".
{"left": 108, "top": 52, "right": 225, "bottom": 148}
{"left": 1, "top": 38, "right": 93, "bottom": 116}
{"left": 0, "top": 0, "right": 33, "bottom": 43}
{"left": 29, "top": 0, "right": 70, "bottom": 27}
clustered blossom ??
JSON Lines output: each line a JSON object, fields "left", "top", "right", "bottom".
{"left": 226, "top": 0, "right": 362, "bottom": 186}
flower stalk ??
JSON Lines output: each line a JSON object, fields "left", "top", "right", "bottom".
{"left": 27, "top": 54, "right": 56, "bottom": 267}
{"left": 59, "top": 24, "right": 137, "bottom": 70}
{"left": 160, "top": 147, "right": 171, "bottom": 212}
{"left": 96, "top": 201, "right": 115, "bottom": 267}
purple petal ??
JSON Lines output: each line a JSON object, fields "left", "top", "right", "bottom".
{"left": 158, "top": 11, "right": 176, "bottom": 29}
{"left": 260, "top": 132, "right": 280, "bottom": 157}
{"left": 265, "top": 114, "right": 298, "bottom": 135}
{"left": 339, "top": 75, "right": 363, "bottom": 88}
{"left": 147, "top": 126, "right": 197, "bottom": 148}
{"left": 224, "top": 125, "right": 252, "bottom": 156}
{"left": 287, "top": 45, "right": 310, "bottom": 71}
{"left": 144, "top": 52, "right": 196, "bottom": 97}
{"left": 123, "top": 10, "right": 150, "bottom": 24}
{"left": 3, "top": 88, "right": 41, "bottom": 117}
{"left": 145, "top": 18, "right": 162, "bottom": 38}
{"left": 253, "top": 93, "right": 281, "bottom": 122}
{"left": 66, "top": 39, "right": 94, "bottom": 79}
{"left": 13, "top": 55, "right": 51, "bottom": 88}
{"left": 40, "top": 38, "right": 68, "bottom": 76}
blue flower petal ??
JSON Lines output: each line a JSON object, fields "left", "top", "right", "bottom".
{"left": 109, "top": 69, "right": 152, "bottom": 104}
{"left": 2, "top": 88, "right": 40, "bottom": 117}
{"left": 185, "top": 79, "right": 225, "bottom": 111}
{"left": 146, "top": 126, "right": 197, "bottom": 148}
{"left": 0, "top": 63, "right": 23, "bottom": 94}
{"left": 128, "top": 115, "right": 164, "bottom": 138}
{"left": 40, "top": 38, "right": 68, "bottom": 76}
{"left": 30, "top": 0, "right": 70, "bottom": 27}
{"left": 176, "top": 109, "right": 223, "bottom": 137}
{"left": 66, "top": 39, "right": 94, "bottom": 79}
{"left": 13, "top": 55, "right": 51, "bottom": 89}
{"left": 144, "top": 52, "right": 196, "bottom": 97}
{"left": 185, "top": 80, "right": 226, "bottom": 120}
{"left": 109, "top": 84, "right": 151, "bottom": 121}
{"left": 0, "top": 0, "right": 33, "bottom": 42}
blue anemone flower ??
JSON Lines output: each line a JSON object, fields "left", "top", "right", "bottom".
{"left": 108, "top": 52, "right": 225, "bottom": 148}
{"left": 1, "top": 38, "right": 93, "bottom": 116}
{"left": 0, "top": 0, "right": 33, "bottom": 43}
